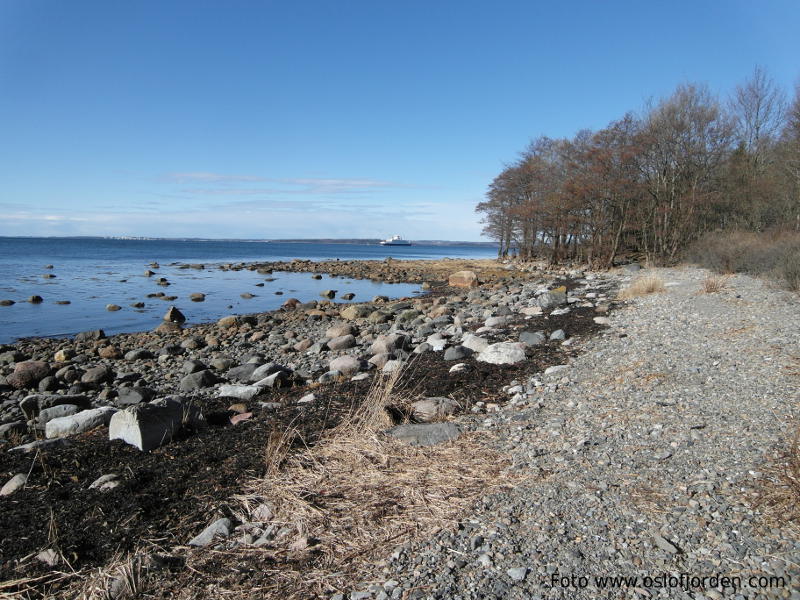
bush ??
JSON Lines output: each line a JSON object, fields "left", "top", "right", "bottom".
{"left": 689, "top": 231, "right": 800, "bottom": 291}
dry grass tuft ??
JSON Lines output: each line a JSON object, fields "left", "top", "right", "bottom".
{"left": 700, "top": 274, "right": 731, "bottom": 294}
{"left": 751, "top": 428, "right": 800, "bottom": 535}
{"left": 618, "top": 275, "right": 666, "bottom": 299}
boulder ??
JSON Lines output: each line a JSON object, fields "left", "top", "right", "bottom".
{"left": 519, "top": 331, "right": 547, "bottom": 346}
{"left": 443, "top": 345, "right": 470, "bottom": 361}
{"left": 325, "top": 323, "right": 357, "bottom": 338}
{"left": 461, "top": 333, "right": 489, "bottom": 353}
{"left": 217, "top": 315, "right": 241, "bottom": 329}
{"left": 411, "top": 397, "right": 460, "bottom": 422}
{"left": 109, "top": 396, "right": 203, "bottom": 452}
{"left": 476, "top": 342, "right": 527, "bottom": 365}
{"left": 327, "top": 334, "right": 356, "bottom": 350}
{"left": 385, "top": 423, "right": 461, "bottom": 446}
{"left": 45, "top": 407, "right": 117, "bottom": 438}
{"left": 81, "top": 365, "right": 114, "bottom": 385}
{"left": 538, "top": 289, "right": 567, "bottom": 310}
{"left": 7, "top": 361, "right": 51, "bottom": 389}
{"left": 116, "top": 387, "right": 156, "bottom": 406}
{"left": 164, "top": 306, "right": 186, "bottom": 323}
{"left": 37, "top": 404, "right": 81, "bottom": 427}
{"left": 329, "top": 355, "right": 361, "bottom": 376}
{"left": 179, "top": 369, "right": 218, "bottom": 391}
{"left": 340, "top": 304, "right": 371, "bottom": 320}
{"left": 448, "top": 271, "right": 478, "bottom": 288}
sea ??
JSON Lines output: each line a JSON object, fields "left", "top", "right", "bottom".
{"left": 0, "top": 237, "right": 496, "bottom": 344}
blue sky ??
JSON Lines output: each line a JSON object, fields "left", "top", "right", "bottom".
{"left": 1, "top": 0, "right": 798, "bottom": 240}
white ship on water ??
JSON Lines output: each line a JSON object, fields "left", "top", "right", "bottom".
{"left": 379, "top": 235, "right": 412, "bottom": 246}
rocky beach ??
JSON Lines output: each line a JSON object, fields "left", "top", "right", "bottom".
{"left": 0, "top": 259, "right": 798, "bottom": 599}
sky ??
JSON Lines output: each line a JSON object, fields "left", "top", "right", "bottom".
{"left": 1, "top": 0, "right": 799, "bottom": 241}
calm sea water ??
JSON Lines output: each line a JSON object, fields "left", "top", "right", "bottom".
{"left": 0, "top": 238, "right": 495, "bottom": 343}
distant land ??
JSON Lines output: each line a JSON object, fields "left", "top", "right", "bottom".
{"left": 3, "top": 236, "right": 497, "bottom": 247}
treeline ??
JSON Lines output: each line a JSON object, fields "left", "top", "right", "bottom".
{"left": 476, "top": 67, "right": 800, "bottom": 266}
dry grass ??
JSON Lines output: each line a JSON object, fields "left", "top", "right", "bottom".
{"left": 700, "top": 274, "right": 731, "bottom": 294}
{"left": 183, "top": 365, "right": 520, "bottom": 599}
{"left": 751, "top": 428, "right": 800, "bottom": 535}
{"left": 618, "top": 275, "right": 666, "bottom": 299}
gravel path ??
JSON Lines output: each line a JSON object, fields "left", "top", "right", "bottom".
{"left": 346, "top": 267, "right": 800, "bottom": 600}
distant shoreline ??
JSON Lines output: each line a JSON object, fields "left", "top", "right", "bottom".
{"left": 0, "top": 235, "right": 497, "bottom": 247}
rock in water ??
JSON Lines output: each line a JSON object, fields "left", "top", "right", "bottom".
{"left": 448, "top": 271, "right": 478, "bottom": 288}
{"left": 164, "top": 306, "right": 186, "bottom": 323}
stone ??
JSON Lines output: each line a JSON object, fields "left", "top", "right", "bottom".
{"left": 218, "top": 384, "right": 262, "bottom": 400}
{"left": 116, "top": 387, "right": 156, "bottom": 406}
{"left": 0, "top": 473, "right": 27, "bottom": 496}
{"left": 36, "top": 549, "right": 59, "bottom": 567}
{"left": 37, "top": 375, "right": 59, "bottom": 392}
{"left": 109, "top": 396, "right": 203, "bottom": 451}
{"left": 320, "top": 289, "right": 337, "bottom": 299}
{"left": 217, "top": 315, "right": 241, "bottom": 329}
{"left": 75, "top": 329, "right": 105, "bottom": 342}
{"left": 476, "top": 342, "right": 526, "bottom": 365}
{"left": 549, "top": 329, "right": 566, "bottom": 341}
{"left": 28, "top": 295, "right": 44, "bottom": 304}
{"left": 253, "top": 370, "right": 289, "bottom": 389}
{"left": 240, "top": 292, "right": 255, "bottom": 299}
{"left": 341, "top": 292, "right": 355, "bottom": 300}
{"left": 382, "top": 359, "right": 403, "bottom": 373}
{"left": 46, "top": 407, "right": 117, "bottom": 438}
{"left": 106, "top": 304, "right": 122, "bottom": 311}
{"left": 37, "top": 404, "right": 81, "bottom": 426}
{"left": 188, "top": 518, "right": 232, "bottom": 547}
{"left": 98, "top": 345, "right": 123, "bottom": 359}
{"left": 519, "top": 331, "right": 547, "bottom": 346}
{"left": 124, "top": 349, "right": 154, "bottom": 361}
{"left": 190, "top": 293, "right": 206, "bottom": 302}
{"left": 327, "top": 334, "right": 356, "bottom": 350}
{"left": 229, "top": 412, "right": 252, "bottom": 425}
{"left": 520, "top": 306, "right": 543, "bottom": 316}
{"left": 164, "top": 306, "right": 186, "bottom": 323}
{"left": 179, "top": 369, "right": 218, "bottom": 391}
{"left": 20, "top": 393, "right": 90, "bottom": 419}
{"left": 507, "top": 567, "right": 528, "bottom": 582}
{"left": 340, "top": 305, "right": 372, "bottom": 320}
{"left": 448, "top": 271, "right": 478, "bottom": 288}
{"left": 7, "top": 360, "right": 51, "bottom": 389}
{"left": 544, "top": 364, "right": 569, "bottom": 376}
{"left": 594, "top": 316, "right": 611, "bottom": 325}
{"left": 449, "top": 363, "right": 469, "bottom": 374}
{"left": 411, "top": 397, "right": 460, "bottom": 422}
{"left": 0, "top": 422, "right": 26, "bottom": 440}
{"left": 329, "top": 355, "right": 362, "bottom": 376}
{"left": 653, "top": 534, "right": 679, "bottom": 554}
{"left": 443, "top": 345, "right": 470, "bottom": 361}
{"left": 10, "top": 438, "right": 69, "bottom": 453}
{"left": 226, "top": 363, "right": 261, "bottom": 382}
{"left": 461, "top": 333, "right": 489, "bottom": 353}
{"left": 325, "top": 323, "right": 357, "bottom": 338}
{"left": 297, "top": 393, "right": 315, "bottom": 404}
{"left": 0, "top": 299, "right": 15, "bottom": 306}
{"left": 538, "top": 290, "right": 567, "bottom": 310}
{"left": 81, "top": 365, "right": 114, "bottom": 385}
{"left": 385, "top": 423, "right": 461, "bottom": 446}
{"left": 485, "top": 315, "right": 512, "bottom": 328}
{"left": 54, "top": 349, "right": 75, "bottom": 362}
{"left": 250, "top": 363, "right": 286, "bottom": 381}
{"left": 89, "top": 473, "right": 121, "bottom": 491}
{"left": 282, "top": 298, "right": 300, "bottom": 310}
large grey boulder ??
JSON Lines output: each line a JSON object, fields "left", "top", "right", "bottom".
{"left": 109, "top": 396, "right": 203, "bottom": 451}
{"left": 46, "top": 407, "right": 117, "bottom": 438}
{"left": 385, "top": 423, "right": 461, "bottom": 446}
{"left": 476, "top": 342, "right": 527, "bottom": 365}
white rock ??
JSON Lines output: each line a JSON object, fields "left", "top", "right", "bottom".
{"left": 477, "top": 342, "right": 527, "bottom": 365}
{"left": 449, "top": 363, "right": 469, "bottom": 374}
{"left": 45, "top": 407, "right": 117, "bottom": 439}
{"left": 461, "top": 333, "right": 489, "bottom": 353}
{"left": 544, "top": 365, "right": 569, "bottom": 376}
{"left": 0, "top": 473, "right": 27, "bottom": 496}
{"left": 297, "top": 393, "right": 316, "bottom": 404}
{"left": 593, "top": 316, "right": 611, "bottom": 325}
{"left": 218, "top": 384, "right": 262, "bottom": 400}
{"left": 109, "top": 396, "right": 202, "bottom": 452}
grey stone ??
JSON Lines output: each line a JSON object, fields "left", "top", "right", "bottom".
{"left": 461, "top": 333, "right": 489, "bottom": 353}
{"left": 124, "top": 349, "right": 154, "bottom": 361}
{"left": 46, "top": 407, "right": 117, "bottom": 438}
{"left": 179, "top": 369, "right": 217, "bottom": 391}
{"left": 507, "top": 567, "right": 528, "bottom": 581}
{"left": 218, "top": 384, "right": 262, "bottom": 400}
{"left": 385, "top": 423, "right": 461, "bottom": 446}
{"left": 188, "top": 517, "right": 232, "bottom": 547}
{"left": 109, "top": 396, "right": 203, "bottom": 451}
{"left": 538, "top": 290, "right": 567, "bottom": 310}
{"left": 116, "top": 387, "right": 155, "bottom": 406}
{"left": 327, "top": 334, "right": 357, "bottom": 350}
{"left": 443, "top": 345, "right": 470, "bottom": 361}
{"left": 549, "top": 329, "right": 566, "bottom": 341}
{"left": 519, "top": 331, "right": 547, "bottom": 346}
{"left": 0, "top": 473, "right": 27, "bottom": 496}
{"left": 411, "top": 397, "right": 460, "bottom": 422}
{"left": 329, "top": 355, "right": 361, "bottom": 376}
{"left": 477, "top": 342, "right": 526, "bottom": 365}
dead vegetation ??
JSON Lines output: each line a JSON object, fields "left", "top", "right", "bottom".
{"left": 617, "top": 275, "right": 666, "bottom": 299}
{"left": 751, "top": 427, "right": 800, "bottom": 536}
{"left": 164, "top": 365, "right": 521, "bottom": 599}
{"left": 700, "top": 274, "right": 731, "bottom": 294}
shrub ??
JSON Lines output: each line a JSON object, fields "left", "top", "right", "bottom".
{"left": 618, "top": 275, "right": 666, "bottom": 299}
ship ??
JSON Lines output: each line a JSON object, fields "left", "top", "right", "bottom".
{"left": 379, "top": 235, "right": 412, "bottom": 246}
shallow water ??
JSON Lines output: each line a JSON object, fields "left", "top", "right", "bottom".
{"left": 0, "top": 238, "right": 494, "bottom": 342}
